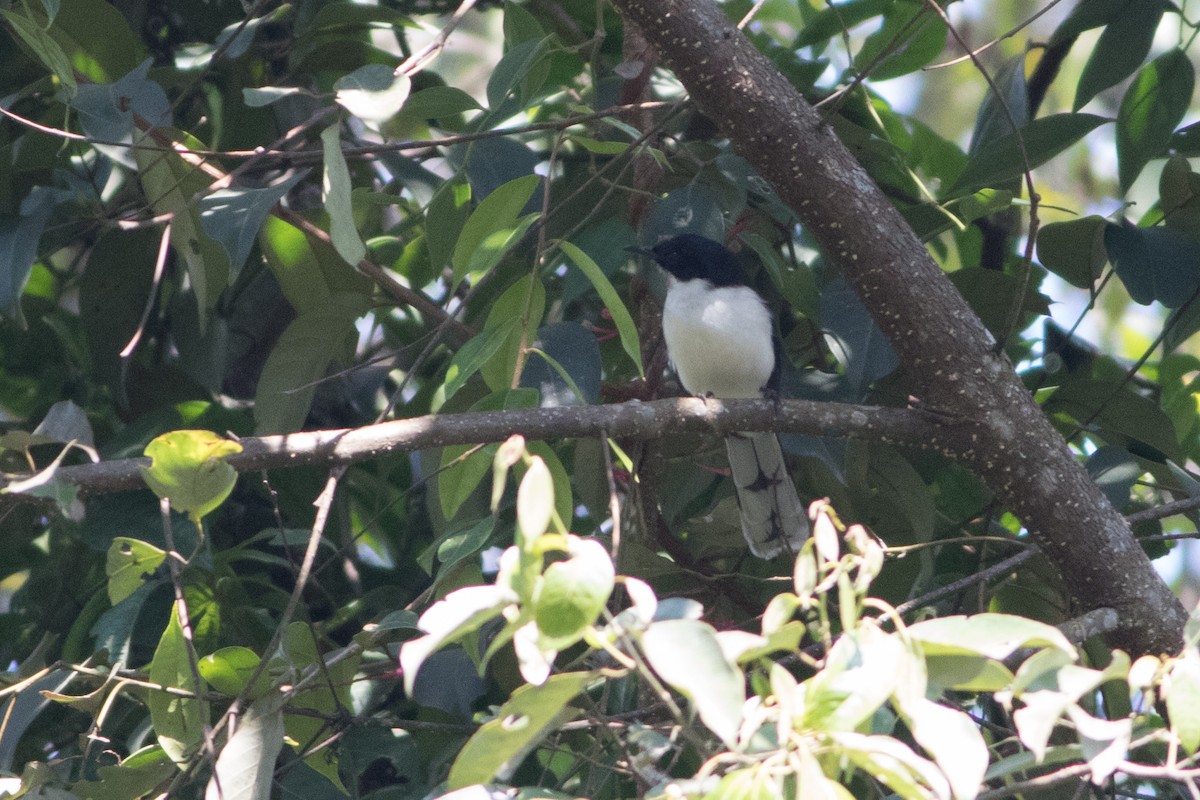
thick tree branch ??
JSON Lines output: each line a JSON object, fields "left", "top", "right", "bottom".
{"left": 13, "top": 398, "right": 941, "bottom": 498}
{"left": 608, "top": 0, "right": 1187, "bottom": 655}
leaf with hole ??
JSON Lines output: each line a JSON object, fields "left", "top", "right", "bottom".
{"left": 141, "top": 430, "right": 244, "bottom": 523}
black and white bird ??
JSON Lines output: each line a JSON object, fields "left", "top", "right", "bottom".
{"left": 635, "top": 233, "right": 809, "bottom": 559}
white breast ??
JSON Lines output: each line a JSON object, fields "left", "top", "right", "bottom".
{"left": 661, "top": 278, "right": 775, "bottom": 398}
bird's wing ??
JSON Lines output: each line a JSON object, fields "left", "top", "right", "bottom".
{"left": 725, "top": 432, "right": 809, "bottom": 559}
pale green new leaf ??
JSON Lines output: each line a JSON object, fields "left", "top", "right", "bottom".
{"left": 516, "top": 455, "right": 553, "bottom": 546}
{"left": 534, "top": 537, "right": 614, "bottom": 649}
{"left": 400, "top": 585, "right": 516, "bottom": 696}
{"left": 907, "top": 614, "right": 1075, "bottom": 660}
{"left": 898, "top": 698, "right": 987, "bottom": 800}
{"left": 205, "top": 691, "right": 286, "bottom": 800}
{"left": 641, "top": 619, "right": 744, "bottom": 748}
{"left": 833, "top": 731, "right": 951, "bottom": 800}
{"left": 1167, "top": 648, "right": 1200, "bottom": 754}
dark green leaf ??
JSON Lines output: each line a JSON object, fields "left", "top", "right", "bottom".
{"left": 1086, "top": 446, "right": 1142, "bottom": 510}
{"left": 853, "top": 2, "right": 947, "bottom": 81}
{"left": 1103, "top": 220, "right": 1200, "bottom": 307}
{"left": 947, "top": 268, "right": 1050, "bottom": 338}
{"left": 1073, "top": 2, "right": 1164, "bottom": 111}
{"left": 951, "top": 114, "right": 1109, "bottom": 195}
{"left": 199, "top": 172, "right": 307, "bottom": 277}
{"left": 1037, "top": 216, "right": 1108, "bottom": 289}
{"left": 401, "top": 85, "right": 482, "bottom": 120}
{"left": 520, "top": 322, "right": 602, "bottom": 405}
{"left": 486, "top": 36, "right": 551, "bottom": 110}
{"left": 794, "top": 0, "right": 888, "bottom": 49}
{"left": 969, "top": 55, "right": 1028, "bottom": 156}
{"left": 253, "top": 293, "right": 371, "bottom": 434}
{"left": 1045, "top": 376, "right": 1182, "bottom": 461}
{"left": 1117, "top": 49, "right": 1195, "bottom": 193}
{"left": 821, "top": 277, "right": 898, "bottom": 396}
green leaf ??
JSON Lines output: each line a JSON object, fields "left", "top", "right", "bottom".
{"left": 253, "top": 293, "right": 370, "bottom": 435}
{"left": 205, "top": 691, "right": 286, "bottom": 800}
{"left": 281, "top": 624, "right": 359, "bottom": 789}
{"left": 641, "top": 619, "right": 745, "bottom": 747}
{"left": 140, "top": 430, "right": 244, "bottom": 523}
{"left": 534, "top": 538, "right": 614, "bottom": 649}
{"left": 1073, "top": 2, "right": 1164, "bottom": 111}
{"left": 1086, "top": 446, "right": 1141, "bottom": 510}
{"left": 486, "top": 36, "right": 551, "bottom": 110}
{"left": 1103, "top": 220, "right": 1200, "bottom": 308}
{"left": 951, "top": 114, "right": 1109, "bottom": 194}
{"left": 321, "top": 124, "right": 366, "bottom": 267}
{"left": 334, "top": 64, "right": 411, "bottom": 125}
{"left": 480, "top": 274, "right": 546, "bottom": 392}
{"left": 401, "top": 85, "right": 482, "bottom": 120}
{"left": 1, "top": 9, "right": 77, "bottom": 93}
{"left": 923, "top": 654, "right": 1014, "bottom": 692}
{"left": 242, "top": 86, "right": 305, "bottom": 106}
{"left": 947, "top": 268, "right": 1050, "bottom": 338}
{"left": 794, "top": 0, "right": 888, "bottom": 49}
{"left": 446, "top": 671, "right": 593, "bottom": 789}
{"left": 105, "top": 537, "right": 166, "bottom": 605}
{"left": 852, "top": 1, "right": 947, "bottom": 81}
{"left": 1036, "top": 216, "right": 1108, "bottom": 289}
{"left": 426, "top": 179, "right": 472, "bottom": 273}
{"left": 438, "top": 390, "right": 537, "bottom": 521}
{"left": 258, "top": 215, "right": 373, "bottom": 316}
{"left": 1046, "top": 375, "right": 1182, "bottom": 461}
{"left": 968, "top": 55, "right": 1028, "bottom": 155}
{"left": 0, "top": 187, "right": 60, "bottom": 327}
{"left": 1117, "top": 49, "right": 1195, "bottom": 193}
{"left": 148, "top": 603, "right": 209, "bottom": 765}
{"left": 560, "top": 240, "right": 643, "bottom": 377}
{"left": 198, "top": 646, "right": 271, "bottom": 698}
{"left": 451, "top": 174, "right": 542, "bottom": 287}
{"left": 70, "top": 746, "right": 176, "bottom": 800}
{"left": 441, "top": 319, "right": 520, "bottom": 406}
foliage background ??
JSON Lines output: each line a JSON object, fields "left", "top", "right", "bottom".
{"left": 3, "top": 0, "right": 1200, "bottom": 797}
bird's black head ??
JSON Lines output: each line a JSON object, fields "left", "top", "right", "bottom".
{"left": 638, "top": 233, "right": 748, "bottom": 288}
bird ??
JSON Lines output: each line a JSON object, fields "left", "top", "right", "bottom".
{"left": 632, "top": 233, "right": 809, "bottom": 559}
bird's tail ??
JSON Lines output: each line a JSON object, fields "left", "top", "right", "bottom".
{"left": 725, "top": 432, "right": 809, "bottom": 559}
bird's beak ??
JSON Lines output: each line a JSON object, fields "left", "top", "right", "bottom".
{"left": 625, "top": 245, "right": 654, "bottom": 258}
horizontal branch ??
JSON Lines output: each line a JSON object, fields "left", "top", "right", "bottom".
{"left": 15, "top": 398, "right": 948, "bottom": 498}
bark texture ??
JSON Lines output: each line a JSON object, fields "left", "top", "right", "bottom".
{"left": 609, "top": 0, "right": 1187, "bottom": 655}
